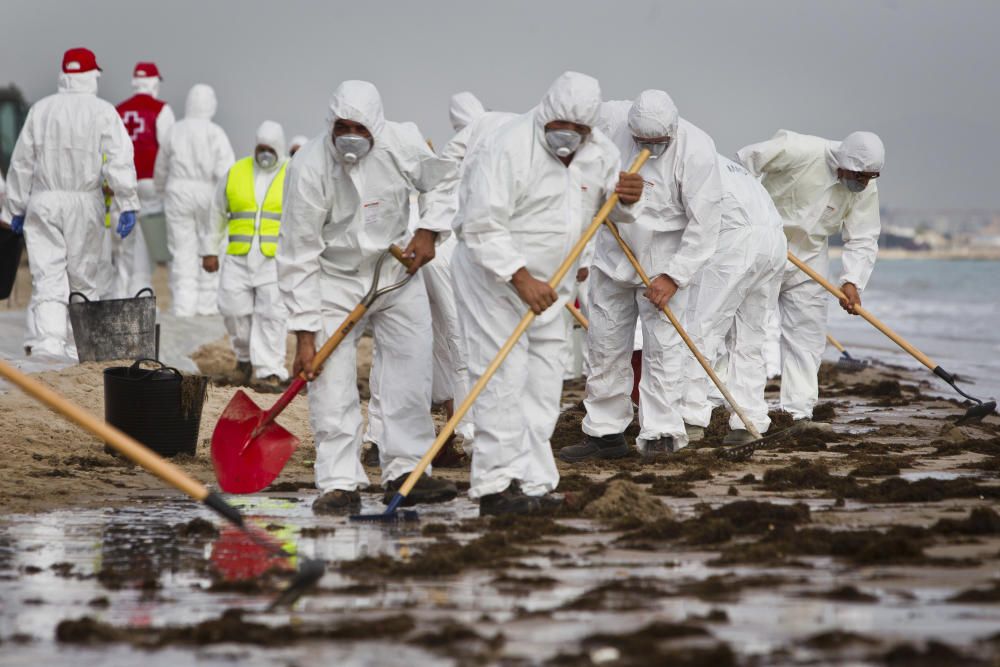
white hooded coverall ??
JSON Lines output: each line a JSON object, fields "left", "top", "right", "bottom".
{"left": 288, "top": 135, "right": 309, "bottom": 156}
{"left": 206, "top": 121, "right": 290, "bottom": 381}
{"left": 154, "top": 84, "right": 234, "bottom": 316}
{"left": 584, "top": 91, "right": 722, "bottom": 452}
{"left": 277, "top": 80, "right": 453, "bottom": 493}
{"left": 680, "top": 156, "right": 787, "bottom": 433}
{"left": 448, "top": 92, "right": 486, "bottom": 132}
{"left": 4, "top": 70, "right": 139, "bottom": 358}
{"left": 106, "top": 75, "right": 175, "bottom": 300}
{"left": 737, "top": 130, "right": 883, "bottom": 419}
{"left": 453, "top": 71, "right": 636, "bottom": 499}
{"left": 416, "top": 108, "right": 517, "bottom": 433}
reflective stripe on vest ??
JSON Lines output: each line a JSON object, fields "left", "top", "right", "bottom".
{"left": 224, "top": 156, "right": 287, "bottom": 257}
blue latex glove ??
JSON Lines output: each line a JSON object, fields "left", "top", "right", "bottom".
{"left": 10, "top": 215, "right": 24, "bottom": 235}
{"left": 117, "top": 210, "right": 137, "bottom": 239}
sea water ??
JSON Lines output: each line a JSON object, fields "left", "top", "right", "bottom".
{"left": 827, "top": 258, "right": 1000, "bottom": 400}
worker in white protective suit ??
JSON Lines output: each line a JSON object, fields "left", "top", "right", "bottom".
{"left": 402, "top": 97, "right": 517, "bottom": 467}
{"left": 3, "top": 48, "right": 139, "bottom": 359}
{"left": 679, "top": 156, "right": 787, "bottom": 444}
{"left": 453, "top": 71, "right": 644, "bottom": 515}
{"left": 204, "top": 121, "right": 290, "bottom": 390}
{"left": 154, "top": 84, "right": 234, "bottom": 316}
{"left": 737, "top": 130, "right": 884, "bottom": 426}
{"left": 288, "top": 135, "right": 308, "bottom": 157}
{"left": 277, "top": 80, "right": 458, "bottom": 515}
{"left": 448, "top": 91, "right": 486, "bottom": 132}
{"left": 107, "top": 61, "right": 175, "bottom": 299}
{"left": 557, "top": 90, "right": 722, "bottom": 462}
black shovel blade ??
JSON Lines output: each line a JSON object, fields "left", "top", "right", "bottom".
{"left": 956, "top": 400, "right": 997, "bottom": 425}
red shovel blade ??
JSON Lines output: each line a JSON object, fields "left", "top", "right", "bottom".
{"left": 211, "top": 390, "right": 299, "bottom": 494}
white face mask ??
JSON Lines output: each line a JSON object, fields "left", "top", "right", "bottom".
{"left": 335, "top": 134, "right": 372, "bottom": 164}
{"left": 634, "top": 137, "right": 671, "bottom": 159}
{"left": 255, "top": 150, "right": 278, "bottom": 169}
{"left": 545, "top": 129, "right": 583, "bottom": 158}
{"left": 841, "top": 176, "right": 868, "bottom": 193}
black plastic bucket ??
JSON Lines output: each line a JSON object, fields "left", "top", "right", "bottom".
{"left": 69, "top": 288, "right": 157, "bottom": 362}
{"left": 104, "top": 359, "right": 208, "bottom": 458}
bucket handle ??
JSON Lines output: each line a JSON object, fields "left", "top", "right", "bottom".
{"left": 129, "top": 358, "right": 182, "bottom": 381}
{"left": 68, "top": 292, "right": 90, "bottom": 303}
{"left": 134, "top": 287, "right": 155, "bottom": 299}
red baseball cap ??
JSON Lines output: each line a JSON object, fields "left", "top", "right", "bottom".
{"left": 133, "top": 62, "right": 162, "bottom": 79}
{"left": 62, "top": 47, "right": 101, "bottom": 74}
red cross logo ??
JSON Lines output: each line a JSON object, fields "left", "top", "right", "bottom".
{"left": 123, "top": 111, "right": 146, "bottom": 141}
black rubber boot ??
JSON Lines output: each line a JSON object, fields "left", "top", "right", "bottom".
{"left": 558, "top": 433, "right": 630, "bottom": 463}
{"left": 383, "top": 473, "right": 458, "bottom": 507}
{"left": 479, "top": 481, "right": 541, "bottom": 516}
{"left": 642, "top": 436, "right": 676, "bottom": 461}
{"left": 312, "top": 489, "right": 361, "bottom": 515}
{"left": 234, "top": 360, "right": 252, "bottom": 385}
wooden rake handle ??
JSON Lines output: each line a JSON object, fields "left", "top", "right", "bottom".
{"left": 565, "top": 301, "right": 589, "bottom": 328}
{"left": 826, "top": 334, "right": 847, "bottom": 354}
{"left": 786, "top": 252, "right": 938, "bottom": 371}
{"left": 395, "top": 150, "right": 652, "bottom": 498}
{"left": 603, "top": 221, "right": 763, "bottom": 440}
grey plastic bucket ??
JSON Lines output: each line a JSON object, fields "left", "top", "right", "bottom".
{"left": 69, "top": 288, "right": 157, "bottom": 362}
{"left": 139, "top": 212, "right": 171, "bottom": 264}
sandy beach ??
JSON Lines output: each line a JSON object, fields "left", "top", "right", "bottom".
{"left": 2, "top": 333, "right": 998, "bottom": 665}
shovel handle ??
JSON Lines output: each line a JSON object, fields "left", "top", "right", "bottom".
{"left": 787, "top": 252, "right": 938, "bottom": 371}
{"left": 253, "top": 246, "right": 412, "bottom": 438}
{"left": 604, "top": 221, "right": 762, "bottom": 440}
{"left": 389, "top": 244, "right": 412, "bottom": 269}
{"left": 254, "top": 303, "right": 369, "bottom": 436}
{"left": 0, "top": 359, "right": 240, "bottom": 520}
{"left": 395, "top": 150, "right": 652, "bottom": 499}
{"left": 309, "top": 302, "right": 369, "bottom": 376}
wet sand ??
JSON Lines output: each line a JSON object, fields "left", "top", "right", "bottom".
{"left": 1, "top": 342, "right": 999, "bottom": 664}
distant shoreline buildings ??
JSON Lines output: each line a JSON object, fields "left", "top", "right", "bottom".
{"left": 830, "top": 208, "right": 1000, "bottom": 259}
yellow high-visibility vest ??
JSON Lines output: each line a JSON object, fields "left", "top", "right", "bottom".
{"left": 224, "top": 156, "right": 287, "bottom": 257}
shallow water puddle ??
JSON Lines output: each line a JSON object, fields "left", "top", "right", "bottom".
{"left": 2, "top": 493, "right": 999, "bottom": 665}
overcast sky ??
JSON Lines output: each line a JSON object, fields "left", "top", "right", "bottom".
{"left": 2, "top": 0, "right": 999, "bottom": 210}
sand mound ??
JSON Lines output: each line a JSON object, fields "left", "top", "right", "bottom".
{"left": 584, "top": 480, "right": 673, "bottom": 524}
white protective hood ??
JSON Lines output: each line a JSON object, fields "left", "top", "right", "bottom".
{"left": 628, "top": 89, "right": 679, "bottom": 139}
{"left": 132, "top": 76, "right": 160, "bottom": 97}
{"left": 185, "top": 84, "right": 217, "bottom": 120}
{"left": 256, "top": 120, "right": 287, "bottom": 158}
{"left": 57, "top": 70, "right": 100, "bottom": 95}
{"left": 449, "top": 92, "right": 485, "bottom": 131}
{"left": 326, "top": 80, "right": 386, "bottom": 138}
{"left": 832, "top": 131, "right": 885, "bottom": 172}
{"left": 537, "top": 71, "right": 602, "bottom": 128}
{"left": 288, "top": 135, "right": 309, "bottom": 152}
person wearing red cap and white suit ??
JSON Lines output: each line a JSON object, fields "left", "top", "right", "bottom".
{"left": 106, "top": 62, "right": 175, "bottom": 299}
{"left": 2, "top": 48, "right": 139, "bottom": 359}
